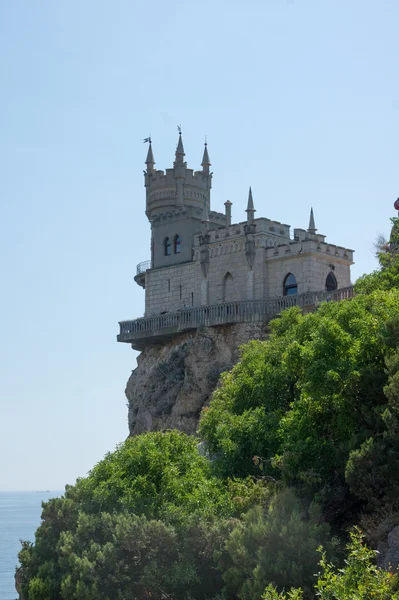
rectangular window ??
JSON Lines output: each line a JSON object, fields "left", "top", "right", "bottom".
{"left": 179, "top": 285, "right": 182, "bottom": 299}
{"left": 168, "top": 279, "right": 170, "bottom": 292}
{"left": 191, "top": 292, "right": 194, "bottom": 306}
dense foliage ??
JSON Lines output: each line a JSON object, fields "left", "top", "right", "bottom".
{"left": 200, "top": 291, "right": 399, "bottom": 510}
{"left": 263, "top": 529, "right": 399, "bottom": 599}
{"left": 18, "top": 218, "right": 399, "bottom": 599}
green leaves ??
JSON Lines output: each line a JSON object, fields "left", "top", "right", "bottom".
{"left": 74, "top": 430, "right": 232, "bottom": 523}
{"left": 223, "top": 489, "right": 332, "bottom": 600}
{"left": 18, "top": 431, "right": 234, "bottom": 600}
{"left": 262, "top": 529, "right": 399, "bottom": 600}
{"left": 199, "top": 291, "right": 399, "bottom": 508}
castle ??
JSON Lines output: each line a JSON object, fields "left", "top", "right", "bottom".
{"left": 118, "top": 133, "right": 354, "bottom": 350}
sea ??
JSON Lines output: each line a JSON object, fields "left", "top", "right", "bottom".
{"left": 0, "top": 491, "right": 61, "bottom": 600}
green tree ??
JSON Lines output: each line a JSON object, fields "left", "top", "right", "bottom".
{"left": 222, "top": 489, "right": 332, "bottom": 600}
{"left": 355, "top": 217, "right": 399, "bottom": 294}
{"left": 200, "top": 291, "right": 399, "bottom": 510}
{"left": 262, "top": 529, "right": 399, "bottom": 600}
{"left": 18, "top": 431, "right": 234, "bottom": 600}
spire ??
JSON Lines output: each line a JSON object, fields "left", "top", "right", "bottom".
{"left": 174, "top": 131, "right": 185, "bottom": 166}
{"left": 246, "top": 187, "right": 255, "bottom": 212}
{"left": 245, "top": 187, "right": 256, "bottom": 225}
{"left": 308, "top": 207, "right": 317, "bottom": 234}
{"left": 145, "top": 142, "right": 155, "bottom": 172}
{"left": 201, "top": 141, "right": 211, "bottom": 174}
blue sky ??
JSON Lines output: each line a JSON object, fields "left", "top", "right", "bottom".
{"left": 0, "top": 0, "right": 398, "bottom": 490}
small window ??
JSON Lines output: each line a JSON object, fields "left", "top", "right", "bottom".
{"left": 164, "top": 237, "right": 171, "bottom": 256}
{"left": 191, "top": 292, "right": 194, "bottom": 306}
{"left": 179, "top": 285, "right": 182, "bottom": 299}
{"left": 168, "top": 279, "right": 170, "bottom": 292}
{"left": 326, "top": 272, "right": 337, "bottom": 292}
{"left": 174, "top": 234, "right": 181, "bottom": 254}
{"left": 283, "top": 273, "right": 298, "bottom": 296}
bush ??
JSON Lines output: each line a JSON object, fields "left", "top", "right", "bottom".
{"left": 18, "top": 431, "right": 234, "bottom": 600}
{"left": 263, "top": 529, "right": 399, "bottom": 599}
{"left": 222, "top": 488, "right": 332, "bottom": 599}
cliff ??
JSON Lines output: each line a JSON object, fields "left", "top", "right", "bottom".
{"left": 126, "top": 322, "right": 268, "bottom": 436}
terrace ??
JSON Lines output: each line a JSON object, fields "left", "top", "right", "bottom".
{"left": 117, "top": 286, "right": 354, "bottom": 350}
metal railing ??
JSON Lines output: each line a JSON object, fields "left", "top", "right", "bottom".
{"left": 136, "top": 260, "right": 151, "bottom": 275}
{"left": 118, "top": 286, "right": 354, "bottom": 341}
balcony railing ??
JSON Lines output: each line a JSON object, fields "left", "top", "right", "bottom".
{"left": 136, "top": 260, "right": 151, "bottom": 275}
{"left": 118, "top": 286, "right": 354, "bottom": 349}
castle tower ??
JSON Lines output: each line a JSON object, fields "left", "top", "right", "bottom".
{"left": 144, "top": 134, "right": 219, "bottom": 269}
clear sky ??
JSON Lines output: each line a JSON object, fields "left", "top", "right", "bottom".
{"left": 0, "top": 0, "right": 398, "bottom": 490}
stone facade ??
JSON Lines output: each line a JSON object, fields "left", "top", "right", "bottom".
{"left": 135, "top": 134, "right": 354, "bottom": 319}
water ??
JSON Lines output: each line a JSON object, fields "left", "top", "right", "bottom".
{"left": 0, "top": 491, "right": 61, "bottom": 600}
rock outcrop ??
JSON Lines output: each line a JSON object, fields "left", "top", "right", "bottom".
{"left": 377, "top": 525, "right": 399, "bottom": 572}
{"left": 126, "top": 322, "right": 268, "bottom": 436}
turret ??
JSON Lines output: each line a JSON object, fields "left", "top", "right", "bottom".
{"left": 174, "top": 132, "right": 186, "bottom": 167}
{"left": 145, "top": 140, "right": 155, "bottom": 174}
{"left": 174, "top": 132, "right": 186, "bottom": 205}
{"left": 308, "top": 207, "right": 317, "bottom": 235}
{"left": 224, "top": 200, "right": 232, "bottom": 226}
{"left": 143, "top": 132, "right": 219, "bottom": 270}
{"left": 201, "top": 142, "right": 211, "bottom": 176}
{"left": 245, "top": 187, "right": 256, "bottom": 225}
{"left": 145, "top": 133, "right": 213, "bottom": 219}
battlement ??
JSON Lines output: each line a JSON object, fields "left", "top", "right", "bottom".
{"left": 144, "top": 136, "right": 213, "bottom": 220}
{"left": 266, "top": 238, "right": 354, "bottom": 263}
{"left": 146, "top": 167, "right": 211, "bottom": 192}
{"left": 149, "top": 206, "right": 225, "bottom": 227}
{"left": 193, "top": 217, "right": 291, "bottom": 246}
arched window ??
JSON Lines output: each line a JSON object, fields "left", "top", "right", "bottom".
{"left": 164, "top": 237, "right": 171, "bottom": 256}
{"left": 283, "top": 273, "right": 298, "bottom": 296}
{"left": 223, "top": 272, "right": 235, "bottom": 302}
{"left": 174, "top": 234, "right": 181, "bottom": 254}
{"left": 326, "top": 272, "right": 337, "bottom": 292}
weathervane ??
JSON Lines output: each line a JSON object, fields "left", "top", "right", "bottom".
{"left": 177, "top": 125, "right": 182, "bottom": 135}
{"left": 143, "top": 136, "right": 151, "bottom": 144}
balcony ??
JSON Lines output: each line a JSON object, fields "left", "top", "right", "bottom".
{"left": 134, "top": 260, "right": 151, "bottom": 288}
{"left": 118, "top": 286, "right": 354, "bottom": 350}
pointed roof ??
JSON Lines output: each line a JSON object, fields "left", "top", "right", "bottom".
{"left": 308, "top": 207, "right": 317, "bottom": 234}
{"left": 176, "top": 133, "right": 185, "bottom": 156}
{"left": 201, "top": 142, "right": 211, "bottom": 167}
{"left": 145, "top": 142, "right": 155, "bottom": 165}
{"left": 246, "top": 187, "right": 256, "bottom": 212}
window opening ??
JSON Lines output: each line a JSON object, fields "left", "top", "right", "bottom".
{"left": 174, "top": 234, "right": 181, "bottom": 254}
{"left": 191, "top": 292, "right": 194, "bottom": 306}
{"left": 326, "top": 272, "right": 337, "bottom": 292}
{"left": 179, "top": 285, "right": 182, "bottom": 299}
{"left": 168, "top": 279, "right": 170, "bottom": 292}
{"left": 164, "top": 237, "right": 171, "bottom": 256}
{"left": 283, "top": 273, "right": 298, "bottom": 296}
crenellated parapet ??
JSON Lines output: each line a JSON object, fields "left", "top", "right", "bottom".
{"left": 266, "top": 238, "right": 354, "bottom": 262}
{"left": 145, "top": 134, "right": 213, "bottom": 220}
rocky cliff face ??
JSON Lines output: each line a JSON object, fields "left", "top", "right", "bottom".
{"left": 126, "top": 322, "right": 268, "bottom": 436}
